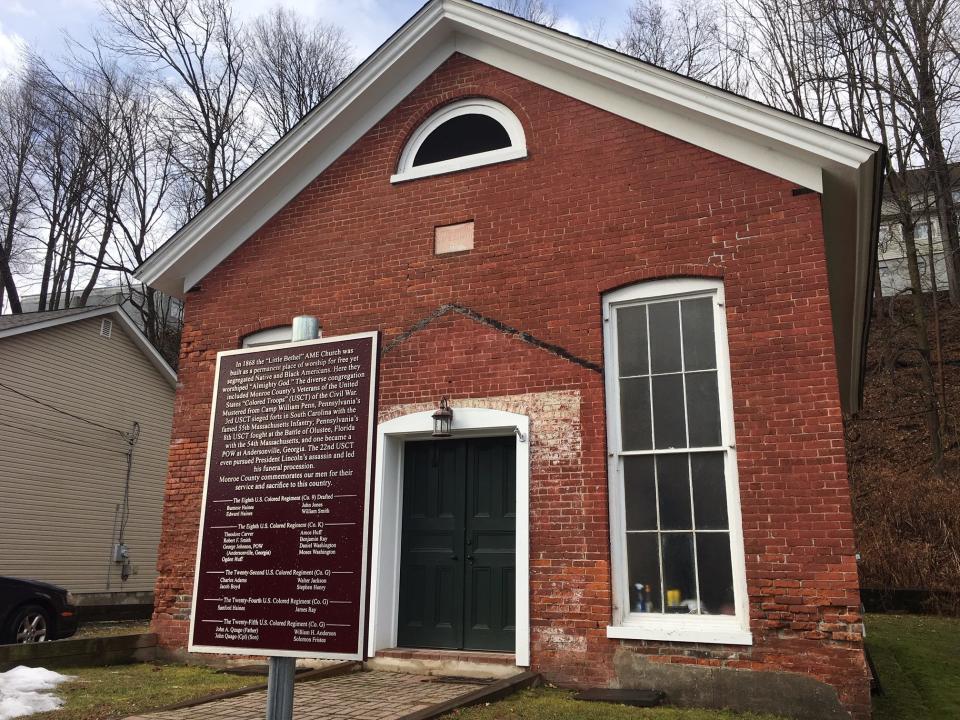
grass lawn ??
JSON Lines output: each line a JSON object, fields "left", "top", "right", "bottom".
{"left": 445, "top": 614, "right": 960, "bottom": 720}
{"left": 72, "top": 621, "right": 152, "bottom": 639}
{"left": 442, "top": 688, "right": 786, "bottom": 720}
{"left": 866, "top": 613, "right": 960, "bottom": 720}
{"left": 30, "top": 663, "right": 255, "bottom": 720}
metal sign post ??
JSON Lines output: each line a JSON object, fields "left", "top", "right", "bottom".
{"left": 265, "top": 315, "right": 318, "bottom": 719}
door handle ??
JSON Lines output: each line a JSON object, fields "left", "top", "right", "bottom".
{"left": 466, "top": 554, "right": 474, "bottom": 563}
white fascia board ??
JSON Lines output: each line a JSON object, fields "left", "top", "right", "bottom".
{"left": 0, "top": 305, "right": 177, "bottom": 388}
{"left": 453, "top": 32, "right": 825, "bottom": 192}
{"left": 445, "top": 0, "right": 878, "bottom": 173}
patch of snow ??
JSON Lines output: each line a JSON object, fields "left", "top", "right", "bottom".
{"left": 0, "top": 666, "right": 73, "bottom": 720}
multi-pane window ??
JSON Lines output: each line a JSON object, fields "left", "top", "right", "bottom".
{"left": 604, "top": 279, "right": 748, "bottom": 640}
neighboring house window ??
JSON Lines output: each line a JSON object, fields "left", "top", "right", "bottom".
{"left": 242, "top": 326, "right": 293, "bottom": 348}
{"left": 603, "top": 278, "right": 751, "bottom": 645}
{"left": 391, "top": 99, "right": 526, "bottom": 183}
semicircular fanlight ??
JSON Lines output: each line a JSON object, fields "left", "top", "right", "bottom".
{"left": 412, "top": 113, "right": 512, "bottom": 166}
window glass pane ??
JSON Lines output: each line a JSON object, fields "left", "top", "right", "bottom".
{"left": 413, "top": 114, "right": 511, "bottom": 166}
{"left": 617, "top": 305, "right": 648, "bottom": 377}
{"left": 685, "top": 371, "right": 721, "bottom": 447}
{"left": 620, "top": 378, "right": 652, "bottom": 450}
{"left": 691, "top": 453, "right": 728, "bottom": 530}
{"left": 627, "top": 533, "right": 662, "bottom": 613}
{"left": 652, "top": 374, "right": 686, "bottom": 449}
{"left": 648, "top": 301, "right": 682, "bottom": 373}
{"left": 681, "top": 297, "right": 716, "bottom": 371}
{"left": 624, "top": 456, "right": 657, "bottom": 530}
{"left": 696, "top": 532, "right": 735, "bottom": 615}
{"left": 661, "top": 533, "right": 697, "bottom": 613}
{"left": 656, "top": 454, "right": 691, "bottom": 530}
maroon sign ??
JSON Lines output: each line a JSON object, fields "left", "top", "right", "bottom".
{"left": 189, "top": 332, "right": 378, "bottom": 660}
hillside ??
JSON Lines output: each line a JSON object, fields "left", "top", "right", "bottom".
{"left": 847, "top": 291, "right": 960, "bottom": 612}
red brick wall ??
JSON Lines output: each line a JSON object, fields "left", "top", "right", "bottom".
{"left": 153, "top": 53, "right": 869, "bottom": 718}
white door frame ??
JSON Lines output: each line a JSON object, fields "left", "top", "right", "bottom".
{"left": 367, "top": 407, "right": 530, "bottom": 666}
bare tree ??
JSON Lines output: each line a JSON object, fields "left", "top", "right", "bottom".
{"left": 56, "top": 53, "right": 137, "bottom": 308}
{"left": 732, "top": 0, "right": 844, "bottom": 122}
{"left": 619, "top": 0, "right": 718, "bottom": 78}
{"left": 100, "top": 0, "right": 256, "bottom": 218}
{"left": 486, "top": 0, "right": 559, "bottom": 27}
{"left": 47, "top": 44, "right": 182, "bottom": 359}
{"left": 25, "top": 68, "right": 105, "bottom": 311}
{"left": 618, "top": 0, "right": 748, "bottom": 90}
{"left": 106, "top": 67, "right": 182, "bottom": 362}
{"left": 0, "top": 68, "right": 40, "bottom": 313}
{"left": 848, "top": 0, "right": 960, "bottom": 305}
{"left": 246, "top": 7, "right": 352, "bottom": 141}
{"left": 874, "top": 102, "right": 946, "bottom": 472}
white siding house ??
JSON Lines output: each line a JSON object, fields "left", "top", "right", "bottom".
{"left": 877, "top": 167, "right": 959, "bottom": 296}
{"left": 0, "top": 305, "right": 175, "bottom": 605}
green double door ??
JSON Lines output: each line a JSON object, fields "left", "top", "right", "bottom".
{"left": 397, "top": 437, "right": 516, "bottom": 652}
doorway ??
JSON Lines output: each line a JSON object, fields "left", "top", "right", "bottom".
{"left": 397, "top": 437, "right": 516, "bottom": 652}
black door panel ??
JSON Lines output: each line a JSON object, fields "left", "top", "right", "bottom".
{"left": 397, "top": 437, "right": 515, "bottom": 652}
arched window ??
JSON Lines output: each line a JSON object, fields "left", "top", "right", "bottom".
{"left": 391, "top": 99, "right": 527, "bottom": 183}
{"left": 241, "top": 325, "right": 293, "bottom": 347}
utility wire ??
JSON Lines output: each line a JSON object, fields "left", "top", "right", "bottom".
{"left": 0, "top": 418, "right": 130, "bottom": 455}
{"left": 0, "top": 380, "right": 128, "bottom": 439}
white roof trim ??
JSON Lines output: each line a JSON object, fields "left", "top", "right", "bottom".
{"left": 0, "top": 305, "right": 178, "bottom": 388}
{"left": 135, "top": 0, "right": 882, "bottom": 412}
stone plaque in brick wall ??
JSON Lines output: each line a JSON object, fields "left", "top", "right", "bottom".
{"left": 188, "top": 332, "right": 379, "bottom": 660}
{"left": 435, "top": 221, "right": 474, "bottom": 254}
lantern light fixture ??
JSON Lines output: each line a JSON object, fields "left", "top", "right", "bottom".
{"left": 432, "top": 396, "right": 454, "bottom": 437}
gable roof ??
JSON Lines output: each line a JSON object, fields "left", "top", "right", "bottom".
{"left": 0, "top": 306, "right": 95, "bottom": 332}
{"left": 135, "top": 0, "right": 883, "bottom": 413}
{"left": 0, "top": 305, "right": 177, "bottom": 388}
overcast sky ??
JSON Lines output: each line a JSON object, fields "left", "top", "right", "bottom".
{"left": 0, "top": 0, "right": 633, "bottom": 74}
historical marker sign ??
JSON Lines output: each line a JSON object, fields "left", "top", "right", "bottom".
{"left": 188, "top": 332, "right": 379, "bottom": 660}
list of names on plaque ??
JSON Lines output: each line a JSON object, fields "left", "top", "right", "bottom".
{"left": 189, "top": 333, "right": 378, "bottom": 659}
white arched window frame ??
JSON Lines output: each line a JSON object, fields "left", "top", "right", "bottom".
{"left": 390, "top": 99, "right": 527, "bottom": 183}
{"left": 241, "top": 326, "right": 294, "bottom": 348}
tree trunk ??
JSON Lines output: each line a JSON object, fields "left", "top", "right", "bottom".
{"left": 903, "top": 222, "right": 944, "bottom": 473}
{"left": 80, "top": 216, "right": 114, "bottom": 306}
{"left": 913, "top": 52, "right": 960, "bottom": 304}
{"left": 204, "top": 143, "right": 217, "bottom": 207}
{"left": 0, "top": 251, "right": 21, "bottom": 312}
{"left": 37, "top": 227, "right": 57, "bottom": 312}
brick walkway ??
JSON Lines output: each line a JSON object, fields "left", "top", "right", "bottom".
{"left": 128, "top": 670, "right": 488, "bottom": 720}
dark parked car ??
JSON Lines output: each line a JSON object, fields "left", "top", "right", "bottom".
{"left": 0, "top": 576, "right": 79, "bottom": 643}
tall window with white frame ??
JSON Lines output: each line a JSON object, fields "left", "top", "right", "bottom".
{"left": 604, "top": 278, "right": 750, "bottom": 645}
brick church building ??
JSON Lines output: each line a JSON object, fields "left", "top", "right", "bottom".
{"left": 138, "top": 1, "right": 884, "bottom": 718}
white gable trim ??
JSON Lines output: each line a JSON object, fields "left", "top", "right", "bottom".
{"left": 0, "top": 305, "right": 177, "bottom": 388}
{"left": 135, "top": 0, "right": 882, "bottom": 412}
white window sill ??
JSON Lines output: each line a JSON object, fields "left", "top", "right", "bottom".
{"left": 607, "top": 618, "right": 753, "bottom": 646}
{"left": 390, "top": 147, "right": 527, "bottom": 184}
